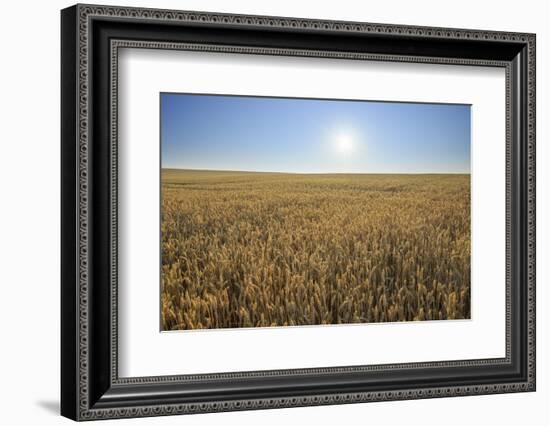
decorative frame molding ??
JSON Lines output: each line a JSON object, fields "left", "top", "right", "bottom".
{"left": 61, "top": 4, "right": 535, "bottom": 421}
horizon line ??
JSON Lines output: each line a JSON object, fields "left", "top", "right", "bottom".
{"left": 162, "top": 167, "right": 471, "bottom": 175}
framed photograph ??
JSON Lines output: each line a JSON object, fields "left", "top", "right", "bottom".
{"left": 61, "top": 4, "right": 536, "bottom": 421}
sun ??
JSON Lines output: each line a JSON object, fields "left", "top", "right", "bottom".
{"left": 334, "top": 133, "right": 355, "bottom": 155}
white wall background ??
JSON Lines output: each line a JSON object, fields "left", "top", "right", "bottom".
{"left": 0, "top": 0, "right": 546, "bottom": 424}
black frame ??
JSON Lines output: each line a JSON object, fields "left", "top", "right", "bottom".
{"left": 61, "top": 4, "right": 536, "bottom": 421}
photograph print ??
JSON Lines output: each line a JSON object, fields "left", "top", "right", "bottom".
{"left": 160, "top": 93, "right": 471, "bottom": 331}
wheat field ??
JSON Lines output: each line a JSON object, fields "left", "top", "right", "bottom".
{"left": 161, "top": 169, "right": 471, "bottom": 331}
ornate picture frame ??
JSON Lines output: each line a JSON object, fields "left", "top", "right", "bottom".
{"left": 61, "top": 4, "right": 535, "bottom": 421}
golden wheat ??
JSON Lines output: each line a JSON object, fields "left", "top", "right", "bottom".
{"left": 160, "top": 169, "right": 470, "bottom": 330}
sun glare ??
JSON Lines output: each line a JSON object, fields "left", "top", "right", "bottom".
{"left": 334, "top": 133, "right": 355, "bottom": 155}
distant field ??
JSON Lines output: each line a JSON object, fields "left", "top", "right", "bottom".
{"left": 161, "top": 169, "right": 471, "bottom": 331}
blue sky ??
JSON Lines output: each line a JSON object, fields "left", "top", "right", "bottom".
{"left": 161, "top": 93, "right": 470, "bottom": 174}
